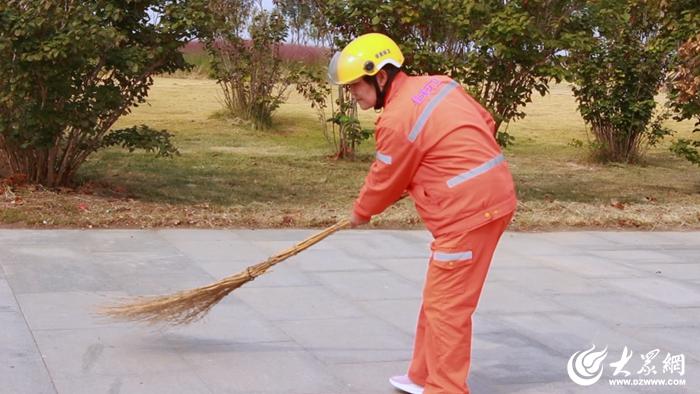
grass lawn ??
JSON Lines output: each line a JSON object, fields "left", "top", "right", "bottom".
{"left": 1, "top": 77, "right": 699, "bottom": 230}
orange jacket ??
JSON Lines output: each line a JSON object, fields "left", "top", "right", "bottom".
{"left": 353, "top": 72, "right": 517, "bottom": 237}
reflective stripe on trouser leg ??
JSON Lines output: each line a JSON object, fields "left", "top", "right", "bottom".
{"left": 432, "top": 250, "right": 472, "bottom": 261}
{"left": 412, "top": 213, "right": 513, "bottom": 394}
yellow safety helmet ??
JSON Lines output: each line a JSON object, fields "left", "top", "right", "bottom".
{"left": 328, "top": 33, "right": 404, "bottom": 85}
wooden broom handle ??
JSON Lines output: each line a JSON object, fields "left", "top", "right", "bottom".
{"left": 268, "top": 193, "right": 409, "bottom": 266}
{"left": 266, "top": 219, "right": 351, "bottom": 264}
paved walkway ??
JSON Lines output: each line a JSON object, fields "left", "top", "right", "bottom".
{"left": 1, "top": 229, "right": 698, "bottom": 394}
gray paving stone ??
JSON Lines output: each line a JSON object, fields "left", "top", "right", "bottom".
{"left": 537, "top": 254, "right": 649, "bottom": 278}
{"left": 632, "top": 326, "right": 700, "bottom": 364}
{"left": 233, "top": 229, "right": 317, "bottom": 242}
{"left": 98, "top": 254, "right": 214, "bottom": 295}
{"left": 391, "top": 229, "right": 433, "bottom": 243}
{"left": 550, "top": 292, "right": 699, "bottom": 327}
{"left": 157, "top": 228, "right": 245, "bottom": 243}
{"left": 313, "top": 271, "right": 421, "bottom": 301}
{"left": 329, "top": 232, "right": 428, "bottom": 259}
{"left": 489, "top": 247, "right": 537, "bottom": 268}
{"left": 167, "top": 238, "right": 270, "bottom": 264}
{"left": 276, "top": 317, "right": 413, "bottom": 364}
{"left": 0, "top": 230, "right": 178, "bottom": 259}
{"left": 479, "top": 281, "right": 568, "bottom": 314}
{"left": 0, "top": 277, "right": 19, "bottom": 312}
{"left": 250, "top": 239, "right": 320, "bottom": 256}
{"left": 0, "top": 311, "right": 55, "bottom": 394}
{"left": 599, "top": 277, "right": 700, "bottom": 307}
{"left": 289, "top": 248, "right": 381, "bottom": 272}
{"left": 470, "top": 330, "right": 566, "bottom": 383}
{"left": 1, "top": 229, "right": 699, "bottom": 394}
{"left": 177, "top": 341, "right": 346, "bottom": 394}
{"left": 628, "top": 262, "right": 700, "bottom": 281}
{"left": 2, "top": 255, "right": 122, "bottom": 294}
{"left": 191, "top": 258, "right": 267, "bottom": 279}
{"left": 497, "top": 232, "right": 576, "bottom": 256}
{"left": 589, "top": 249, "right": 682, "bottom": 263}
{"left": 471, "top": 379, "right": 641, "bottom": 394}
{"left": 488, "top": 266, "right": 612, "bottom": 294}
{"left": 357, "top": 298, "right": 422, "bottom": 335}
{"left": 656, "top": 231, "right": 700, "bottom": 243}
{"left": 51, "top": 372, "right": 212, "bottom": 394}
{"left": 372, "top": 258, "right": 428, "bottom": 283}
{"left": 234, "top": 285, "right": 366, "bottom": 321}
{"left": 654, "top": 248, "right": 700, "bottom": 263}
{"left": 2, "top": 235, "right": 207, "bottom": 295}
{"left": 245, "top": 264, "right": 321, "bottom": 288}
{"left": 15, "top": 291, "right": 128, "bottom": 330}
{"left": 327, "top": 360, "right": 411, "bottom": 394}
{"left": 159, "top": 300, "right": 292, "bottom": 345}
{"left": 80, "top": 230, "right": 177, "bottom": 255}
{"left": 2, "top": 244, "right": 87, "bottom": 264}
{"left": 32, "top": 328, "right": 192, "bottom": 378}
{"left": 472, "top": 313, "right": 515, "bottom": 335}
{"left": 531, "top": 231, "right": 622, "bottom": 248}
{"left": 181, "top": 254, "right": 321, "bottom": 289}
{"left": 495, "top": 312, "right": 658, "bottom": 358}
{"left": 594, "top": 231, "right": 695, "bottom": 246}
{"left": 0, "top": 229, "right": 84, "bottom": 246}
{"left": 473, "top": 338, "right": 662, "bottom": 394}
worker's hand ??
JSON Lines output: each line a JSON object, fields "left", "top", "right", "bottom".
{"left": 349, "top": 211, "right": 370, "bottom": 228}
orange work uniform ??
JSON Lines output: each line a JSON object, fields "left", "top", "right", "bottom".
{"left": 353, "top": 72, "right": 517, "bottom": 393}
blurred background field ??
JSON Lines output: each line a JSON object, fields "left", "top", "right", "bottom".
{"left": 3, "top": 74, "right": 697, "bottom": 230}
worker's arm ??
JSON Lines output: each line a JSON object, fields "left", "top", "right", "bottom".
{"left": 350, "top": 126, "right": 422, "bottom": 226}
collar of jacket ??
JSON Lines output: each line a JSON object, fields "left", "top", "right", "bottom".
{"left": 374, "top": 71, "right": 408, "bottom": 124}
{"left": 383, "top": 71, "right": 408, "bottom": 108}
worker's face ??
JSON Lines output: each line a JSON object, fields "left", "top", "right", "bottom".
{"left": 346, "top": 70, "right": 389, "bottom": 110}
{"left": 347, "top": 78, "right": 377, "bottom": 110}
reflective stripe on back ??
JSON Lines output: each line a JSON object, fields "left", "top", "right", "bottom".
{"left": 376, "top": 151, "right": 392, "bottom": 165}
{"left": 446, "top": 154, "right": 505, "bottom": 188}
{"left": 408, "top": 80, "right": 460, "bottom": 142}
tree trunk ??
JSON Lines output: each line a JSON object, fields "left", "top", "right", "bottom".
{"left": 1, "top": 141, "right": 78, "bottom": 187}
{"left": 494, "top": 118, "right": 503, "bottom": 136}
{"left": 336, "top": 85, "right": 348, "bottom": 159}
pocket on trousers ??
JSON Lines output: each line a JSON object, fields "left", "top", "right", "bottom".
{"left": 430, "top": 250, "right": 473, "bottom": 270}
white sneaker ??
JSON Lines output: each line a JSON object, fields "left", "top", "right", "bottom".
{"left": 389, "top": 375, "right": 424, "bottom": 394}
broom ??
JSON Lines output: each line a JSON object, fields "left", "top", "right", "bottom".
{"left": 99, "top": 219, "right": 351, "bottom": 325}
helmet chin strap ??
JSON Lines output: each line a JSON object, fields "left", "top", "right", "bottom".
{"left": 370, "top": 71, "right": 399, "bottom": 110}
{"left": 370, "top": 77, "right": 383, "bottom": 111}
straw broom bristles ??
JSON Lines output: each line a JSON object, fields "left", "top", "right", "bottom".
{"left": 99, "top": 219, "right": 351, "bottom": 325}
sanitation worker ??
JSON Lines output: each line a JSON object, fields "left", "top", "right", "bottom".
{"left": 328, "top": 33, "right": 517, "bottom": 394}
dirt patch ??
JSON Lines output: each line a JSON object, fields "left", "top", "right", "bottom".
{"left": 1, "top": 186, "right": 698, "bottom": 231}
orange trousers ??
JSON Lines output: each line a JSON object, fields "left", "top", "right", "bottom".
{"left": 407, "top": 213, "right": 513, "bottom": 394}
